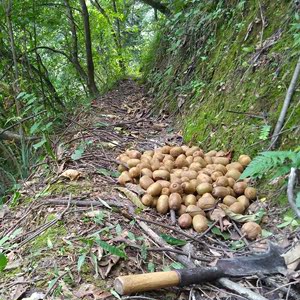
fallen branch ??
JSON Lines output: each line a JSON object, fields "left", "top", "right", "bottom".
{"left": 287, "top": 167, "right": 300, "bottom": 218}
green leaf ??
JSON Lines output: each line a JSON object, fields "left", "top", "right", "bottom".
{"left": 95, "top": 239, "right": 127, "bottom": 258}
{"left": 147, "top": 262, "right": 155, "bottom": 272}
{"left": 261, "top": 229, "right": 273, "bottom": 238}
{"left": 160, "top": 233, "right": 187, "bottom": 246}
{"left": 141, "top": 244, "right": 148, "bottom": 260}
{"left": 0, "top": 253, "right": 8, "bottom": 272}
{"left": 127, "top": 231, "right": 136, "bottom": 241}
{"left": 296, "top": 192, "right": 300, "bottom": 208}
{"left": 229, "top": 240, "right": 245, "bottom": 250}
{"left": 71, "top": 145, "right": 85, "bottom": 160}
{"left": 97, "top": 168, "right": 120, "bottom": 178}
{"left": 115, "top": 224, "right": 122, "bottom": 236}
{"left": 110, "top": 289, "right": 122, "bottom": 299}
{"left": 259, "top": 125, "right": 271, "bottom": 140}
{"left": 33, "top": 138, "right": 46, "bottom": 150}
{"left": 77, "top": 254, "right": 86, "bottom": 272}
{"left": 211, "top": 227, "right": 230, "bottom": 240}
{"left": 170, "top": 262, "right": 184, "bottom": 269}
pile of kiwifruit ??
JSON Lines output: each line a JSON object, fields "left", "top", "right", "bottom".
{"left": 117, "top": 145, "right": 260, "bottom": 237}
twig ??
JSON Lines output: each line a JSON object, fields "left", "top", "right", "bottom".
{"left": 258, "top": 0, "right": 265, "bottom": 48}
{"left": 269, "top": 56, "right": 300, "bottom": 148}
{"left": 287, "top": 168, "right": 300, "bottom": 218}
{"left": 226, "top": 110, "right": 266, "bottom": 119}
{"left": 42, "top": 198, "right": 123, "bottom": 207}
{"left": 264, "top": 280, "right": 300, "bottom": 295}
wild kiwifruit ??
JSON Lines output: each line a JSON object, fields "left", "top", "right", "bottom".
{"left": 225, "top": 169, "right": 241, "bottom": 181}
{"left": 118, "top": 154, "right": 130, "bottom": 163}
{"left": 153, "top": 152, "right": 164, "bottom": 162}
{"left": 190, "top": 179, "right": 198, "bottom": 190}
{"left": 169, "top": 182, "right": 183, "bottom": 194}
{"left": 164, "top": 160, "right": 175, "bottom": 171}
{"left": 184, "top": 194, "right": 197, "bottom": 206}
{"left": 215, "top": 176, "right": 229, "bottom": 187}
{"left": 227, "top": 177, "right": 236, "bottom": 187}
{"left": 211, "top": 171, "right": 223, "bottom": 181}
{"left": 193, "top": 150, "right": 204, "bottom": 158}
{"left": 151, "top": 197, "right": 158, "bottom": 208}
{"left": 227, "top": 187, "right": 236, "bottom": 197}
{"left": 238, "top": 155, "right": 251, "bottom": 167}
{"left": 197, "top": 194, "right": 216, "bottom": 209}
{"left": 186, "top": 156, "right": 194, "bottom": 165}
{"left": 214, "top": 164, "right": 227, "bottom": 175}
{"left": 237, "top": 195, "right": 250, "bottom": 208}
{"left": 180, "top": 176, "right": 190, "bottom": 183}
{"left": 229, "top": 202, "right": 245, "bottom": 214}
{"left": 182, "top": 182, "right": 196, "bottom": 194}
{"left": 233, "top": 182, "right": 247, "bottom": 195}
{"left": 178, "top": 213, "right": 192, "bottom": 229}
{"left": 169, "top": 193, "right": 182, "bottom": 210}
{"left": 141, "top": 156, "right": 151, "bottom": 164}
{"left": 189, "top": 162, "right": 202, "bottom": 172}
{"left": 216, "top": 150, "right": 226, "bottom": 157}
{"left": 170, "top": 146, "right": 184, "bottom": 157}
{"left": 129, "top": 167, "right": 141, "bottom": 178}
{"left": 118, "top": 164, "right": 127, "bottom": 172}
{"left": 212, "top": 157, "right": 230, "bottom": 166}
{"left": 197, "top": 173, "right": 213, "bottom": 184}
{"left": 181, "top": 170, "right": 198, "bottom": 180}
{"left": 175, "top": 154, "right": 189, "bottom": 168}
{"left": 196, "top": 183, "right": 213, "bottom": 195}
{"left": 118, "top": 171, "right": 132, "bottom": 185}
{"left": 126, "top": 150, "right": 141, "bottom": 159}
{"left": 244, "top": 187, "right": 257, "bottom": 200}
{"left": 186, "top": 146, "right": 199, "bottom": 156}
{"left": 141, "top": 168, "right": 153, "bottom": 177}
{"left": 193, "top": 156, "right": 207, "bottom": 167}
{"left": 139, "top": 176, "right": 154, "bottom": 190}
{"left": 127, "top": 159, "right": 140, "bottom": 168}
{"left": 241, "top": 222, "right": 261, "bottom": 240}
{"left": 223, "top": 195, "right": 237, "bottom": 206}
{"left": 177, "top": 204, "right": 187, "bottom": 216}
{"left": 186, "top": 205, "right": 206, "bottom": 217}
{"left": 163, "top": 154, "right": 175, "bottom": 162}
{"left": 206, "top": 150, "right": 217, "bottom": 157}
{"left": 143, "top": 150, "right": 154, "bottom": 157}
{"left": 156, "top": 195, "right": 169, "bottom": 214}
{"left": 155, "top": 180, "right": 170, "bottom": 189}
{"left": 161, "top": 187, "right": 170, "bottom": 195}
{"left": 170, "top": 175, "right": 181, "bottom": 184}
{"left": 212, "top": 186, "right": 230, "bottom": 199}
{"left": 150, "top": 158, "right": 160, "bottom": 171}
{"left": 226, "top": 162, "right": 244, "bottom": 173}
{"left": 137, "top": 162, "right": 152, "bottom": 170}
{"left": 161, "top": 145, "right": 171, "bottom": 154}
{"left": 141, "top": 194, "right": 153, "bottom": 206}
{"left": 206, "top": 164, "right": 215, "bottom": 170}
{"left": 203, "top": 156, "right": 213, "bottom": 164}
{"left": 147, "top": 182, "right": 162, "bottom": 196}
{"left": 152, "top": 170, "right": 170, "bottom": 181}
{"left": 192, "top": 215, "right": 208, "bottom": 233}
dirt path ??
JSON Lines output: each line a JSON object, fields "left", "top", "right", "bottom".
{"left": 0, "top": 80, "right": 297, "bottom": 300}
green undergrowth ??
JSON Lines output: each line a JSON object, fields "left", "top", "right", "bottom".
{"left": 144, "top": 0, "right": 300, "bottom": 158}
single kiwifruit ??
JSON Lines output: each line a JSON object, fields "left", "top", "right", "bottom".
{"left": 151, "top": 197, "right": 158, "bottom": 208}
{"left": 186, "top": 205, "right": 206, "bottom": 217}
{"left": 161, "top": 145, "right": 171, "bottom": 154}
{"left": 153, "top": 152, "right": 164, "bottom": 162}
{"left": 178, "top": 213, "right": 192, "bottom": 229}
{"left": 118, "top": 164, "right": 127, "bottom": 172}
{"left": 238, "top": 155, "right": 251, "bottom": 167}
{"left": 223, "top": 195, "right": 237, "bottom": 206}
{"left": 141, "top": 168, "right": 153, "bottom": 177}
{"left": 227, "top": 177, "right": 236, "bottom": 187}
{"left": 141, "top": 194, "right": 153, "bottom": 206}
{"left": 150, "top": 158, "right": 160, "bottom": 171}
{"left": 193, "top": 156, "right": 207, "bottom": 167}
{"left": 203, "top": 156, "right": 213, "bottom": 164}
{"left": 182, "top": 182, "right": 196, "bottom": 194}
{"left": 211, "top": 171, "right": 223, "bottom": 181}
{"left": 181, "top": 170, "right": 198, "bottom": 180}
{"left": 214, "top": 164, "right": 227, "bottom": 175}
{"left": 139, "top": 175, "right": 154, "bottom": 190}
{"left": 170, "top": 175, "right": 181, "bottom": 184}
{"left": 147, "top": 182, "right": 163, "bottom": 196}
{"left": 118, "top": 154, "right": 130, "bottom": 163}
{"left": 169, "top": 182, "right": 183, "bottom": 194}
{"left": 212, "top": 186, "right": 230, "bottom": 198}
{"left": 127, "top": 159, "right": 140, "bottom": 168}
{"left": 185, "top": 146, "right": 199, "bottom": 156}
{"left": 177, "top": 204, "right": 187, "bottom": 216}
{"left": 170, "top": 146, "right": 184, "bottom": 157}
{"left": 212, "top": 157, "right": 230, "bottom": 166}
{"left": 129, "top": 167, "right": 141, "bottom": 178}
{"left": 197, "top": 194, "right": 216, "bottom": 209}
{"left": 164, "top": 160, "right": 175, "bottom": 171}
{"left": 226, "top": 162, "right": 244, "bottom": 173}
{"left": 186, "top": 156, "right": 193, "bottom": 165}
{"left": 225, "top": 169, "right": 241, "bottom": 181}
{"left": 206, "top": 150, "right": 217, "bottom": 157}
{"left": 201, "top": 168, "right": 213, "bottom": 176}
{"left": 126, "top": 150, "right": 141, "bottom": 159}
{"left": 193, "top": 150, "right": 204, "bottom": 158}
{"left": 161, "top": 187, "right": 170, "bottom": 195}
{"left": 143, "top": 150, "right": 154, "bottom": 157}
{"left": 181, "top": 145, "right": 189, "bottom": 152}
{"left": 241, "top": 222, "right": 261, "bottom": 240}
{"left": 184, "top": 194, "right": 197, "bottom": 206}
{"left": 163, "top": 154, "right": 175, "bottom": 162}
{"left": 156, "top": 195, "right": 169, "bottom": 214}
{"left": 152, "top": 170, "right": 170, "bottom": 181}
{"left": 155, "top": 180, "right": 170, "bottom": 188}
{"left": 237, "top": 195, "right": 250, "bottom": 208}
{"left": 233, "top": 182, "right": 247, "bottom": 195}
{"left": 227, "top": 187, "right": 237, "bottom": 197}
{"left": 190, "top": 179, "right": 198, "bottom": 190}
{"left": 192, "top": 215, "right": 208, "bottom": 233}
{"left": 175, "top": 154, "right": 189, "bottom": 168}
{"left": 169, "top": 193, "right": 182, "bottom": 210}
{"left": 118, "top": 171, "right": 132, "bottom": 185}
{"left": 244, "top": 187, "right": 257, "bottom": 200}
{"left": 189, "top": 162, "right": 202, "bottom": 172}
{"left": 196, "top": 183, "right": 213, "bottom": 195}
{"left": 215, "top": 176, "right": 229, "bottom": 187}
{"left": 137, "top": 162, "right": 152, "bottom": 170}
{"left": 180, "top": 176, "right": 190, "bottom": 183}
{"left": 229, "top": 202, "right": 245, "bottom": 214}
{"left": 197, "top": 173, "right": 213, "bottom": 184}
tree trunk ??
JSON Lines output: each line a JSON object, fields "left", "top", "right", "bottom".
{"left": 79, "top": 0, "right": 99, "bottom": 97}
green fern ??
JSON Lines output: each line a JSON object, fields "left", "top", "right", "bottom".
{"left": 240, "top": 151, "right": 300, "bottom": 179}
{"left": 259, "top": 125, "right": 271, "bottom": 140}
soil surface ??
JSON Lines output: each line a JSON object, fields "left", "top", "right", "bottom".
{"left": 0, "top": 80, "right": 299, "bottom": 300}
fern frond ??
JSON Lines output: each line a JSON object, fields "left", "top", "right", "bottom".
{"left": 259, "top": 125, "right": 271, "bottom": 140}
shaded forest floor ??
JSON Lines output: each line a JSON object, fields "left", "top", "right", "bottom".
{"left": 0, "top": 80, "right": 299, "bottom": 300}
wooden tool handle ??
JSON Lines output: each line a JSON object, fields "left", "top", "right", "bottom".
{"left": 114, "top": 271, "right": 180, "bottom": 295}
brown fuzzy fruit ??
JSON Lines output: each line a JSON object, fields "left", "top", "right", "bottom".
{"left": 223, "top": 195, "right": 237, "bottom": 206}
{"left": 211, "top": 171, "right": 223, "bottom": 181}
{"left": 225, "top": 169, "right": 241, "bottom": 181}
{"left": 241, "top": 222, "right": 261, "bottom": 240}
{"left": 129, "top": 167, "right": 141, "bottom": 178}
{"left": 144, "top": 150, "right": 154, "bottom": 157}
{"left": 175, "top": 154, "right": 189, "bottom": 168}
{"left": 181, "top": 170, "right": 198, "bottom": 180}
{"left": 197, "top": 173, "right": 213, "bottom": 184}
{"left": 238, "top": 155, "right": 252, "bottom": 167}
{"left": 141, "top": 194, "right": 153, "bottom": 206}
{"left": 193, "top": 150, "right": 204, "bottom": 158}
{"left": 192, "top": 215, "right": 208, "bottom": 233}
{"left": 196, "top": 183, "right": 213, "bottom": 195}
{"left": 212, "top": 157, "right": 230, "bottom": 166}
{"left": 147, "top": 182, "right": 162, "bottom": 196}
{"left": 197, "top": 194, "right": 216, "bottom": 209}
{"left": 185, "top": 146, "right": 199, "bottom": 156}
{"left": 215, "top": 176, "right": 229, "bottom": 187}
{"left": 244, "top": 187, "right": 257, "bottom": 200}
{"left": 214, "top": 164, "right": 227, "bottom": 175}
{"left": 118, "top": 171, "right": 132, "bottom": 185}
{"left": 237, "top": 195, "right": 250, "bottom": 208}
{"left": 169, "top": 182, "right": 183, "bottom": 194}
{"left": 141, "top": 168, "right": 153, "bottom": 177}
{"left": 206, "top": 150, "right": 217, "bottom": 157}
{"left": 212, "top": 186, "right": 230, "bottom": 199}
{"left": 186, "top": 205, "right": 206, "bottom": 217}
{"left": 118, "top": 164, "right": 127, "bottom": 172}
{"left": 163, "top": 160, "right": 175, "bottom": 171}
{"left": 177, "top": 204, "right": 187, "bottom": 216}
{"left": 127, "top": 159, "right": 141, "bottom": 168}
{"left": 155, "top": 180, "right": 170, "bottom": 188}
{"left": 150, "top": 159, "right": 160, "bottom": 171}
{"left": 233, "top": 182, "right": 247, "bottom": 195}
{"left": 189, "top": 162, "right": 202, "bottom": 172}
{"left": 152, "top": 170, "right": 170, "bottom": 181}
{"left": 170, "top": 146, "right": 184, "bottom": 157}
{"left": 169, "top": 193, "right": 182, "bottom": 210}
{"left": 226, "top": 162, "right": 244, "bottom": 173}
{"left": 139, "top": 175, "right": 154, "bottom": 190}
{"left": 161, "top": 145, "right": 171, "bottom": 154}
{"left": 178, "top": 213, "right": 192, "bottom": 229}
{"left": 229, "top": 202, "right": 245, "bottom": 214}
{"left": 227, "top": 177, "right": 236, "bottom": 187}
{"left": 182, "top": 182, "right": 196, "bottom": 194}
{"left": 161, "top": 187, "right": 170, "bottom": 195}
{"left": 193, "top": 156, "right": 207, "bottom": 167}
{"left": 156, "top": 195, "right": 169, "bottom": 214}
{"left": 126, "top": 150, "right": 141, "bottom": 159}
{"left": 184, "top": 194, "right": 197, "bottom": 206}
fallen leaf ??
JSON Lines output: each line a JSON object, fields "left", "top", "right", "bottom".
{"left": 60, "top": 169, "right": 82, "bottom": 181}
{"left": 283, "top": 243, "right": 300, "bottom": 270}
{"left": 116, "top": 187, "right": 145, "bottom": 209}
